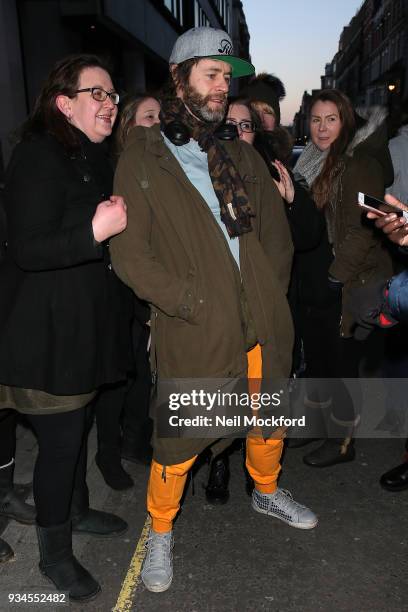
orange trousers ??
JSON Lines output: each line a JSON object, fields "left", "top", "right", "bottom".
{"left": 148, "top": 344, "right": 284, "bottom": 532}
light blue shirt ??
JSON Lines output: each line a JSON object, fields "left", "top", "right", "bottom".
{"left": 163, "top": 134, "right": 240, "bottom": 269}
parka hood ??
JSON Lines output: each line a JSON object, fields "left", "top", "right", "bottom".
{"left": 123, "top": 124, "right": 162, "bottom": 152}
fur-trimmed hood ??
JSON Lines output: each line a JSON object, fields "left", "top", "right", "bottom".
{"left": 347, "top": 106, "right": 387, "bottom": 154}
{"left": 347, "top": 106, "right": 393, "bottom": 187}
{"left": 254, "top": 126, "right": 293, "bottom": 165}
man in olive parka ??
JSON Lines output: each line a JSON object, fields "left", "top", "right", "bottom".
{"left": 111, "top": 27, "right": 318, "bottom": 593}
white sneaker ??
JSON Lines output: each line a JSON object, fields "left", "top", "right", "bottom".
{"left": 141, "top": 529, "right": 173, "bottom": 592}
{"left": 252, "top": 487, "right": 318, "bottom": 529}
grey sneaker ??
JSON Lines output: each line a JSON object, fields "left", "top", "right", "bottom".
{"left": 141, "top": 530, "right": 173, "bottom": 593}
{"left": 252, "top": 488, "right": 318, "bottom": 529}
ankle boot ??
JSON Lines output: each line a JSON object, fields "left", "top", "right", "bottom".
{"left": 36, "top": 520, "right": 100, "bottom": 601}
{"left": 303, "top": 437, "right": 355, "bottom": 467}
{"left": 72, "top": 508, "right": 128, "bottom": 538}
{"left": 96, "top": 448, "right": 134, "bottom": 491}
{"left": 0, "top": 461, "right": 36, "bottom": 524}
{"left": 303, "top": 409, "right": 357, "bottom": 468}
{"left": 205, "top": 452, "right": 229, "bottom": 505}
{"left": 0, "top": 537, "right": 13, "bottom": 563}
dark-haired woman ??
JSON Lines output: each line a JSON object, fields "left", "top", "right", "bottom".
{"left": 293, "top": 89, "right": 393, "bottom": 466}
{"left": 0, "top": 55, "right": 133, "bottom": 600}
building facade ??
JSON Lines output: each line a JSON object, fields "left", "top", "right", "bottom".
{"left": 0, "top": 0, "right": 251, "bottom": 179}
{"left": 293, "top": 0, "right": 408, "bottom": 141}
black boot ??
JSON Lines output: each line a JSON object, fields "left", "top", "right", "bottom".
{"left": 71, "top": 486, "right": 128, "bottom": 538}
{"left": 303, "top": 409, "right": 357, "bottom": 468}
{"left": 36, "top": 520, "right": 100, "bottom": 601}
{"left": 380, "top": 462, "right": 408, "bottom": 492}
{"left": 96, "top": 448, "right": 134, "bottom": 491}
{"left": 205, "top": 452, "right": 230, "bottom": 505}
{"left": 72, "top": 509, "right": 128, "bottom": 538}
{"left": 0, "top": 462, "right": 36, "bottom": 524}
{"left": 0, "top": 537, "right": 13, "bottom": 563}
{"left": 303, "top": 438, "right": 355, "bottom": 467}
{"left": 71, "top": 432, "right": 128, "bottom": 538}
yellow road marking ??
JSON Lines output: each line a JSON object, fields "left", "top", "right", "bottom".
{"left": 112, "top": 515, "right": 151, "bottom": 612}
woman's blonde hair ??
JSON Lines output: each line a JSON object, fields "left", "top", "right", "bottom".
{"left": 251, "top": 100, "right": 276, "bottom": 119}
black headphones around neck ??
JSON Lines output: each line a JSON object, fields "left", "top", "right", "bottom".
{"left": 163, "top": 121, "right": 239, "bottom": 146}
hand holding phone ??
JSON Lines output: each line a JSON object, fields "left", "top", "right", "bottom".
{"left": 358, "top": 192, "right": 408, "bottom": 219}
{"left": 364, "top": 194, "right": 408, "bottom": 247}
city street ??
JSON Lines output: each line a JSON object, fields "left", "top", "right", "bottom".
{"left": 0, "top": 423, "right": 407, "bottom": 612}
{"left": 1, "top": 1, "right": 408, "bottom": 612}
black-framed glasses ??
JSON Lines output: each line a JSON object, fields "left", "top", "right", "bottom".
{"left": 74, "top": 87, "right": 120, "bottom": 105}
{"left": 225, "top": 118, "right": 256, "bottom": 133}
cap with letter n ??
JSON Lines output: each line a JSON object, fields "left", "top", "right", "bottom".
{"left": 169, "top": 26, "right": 255, "bottom": 78}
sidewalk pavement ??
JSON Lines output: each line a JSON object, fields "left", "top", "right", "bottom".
{"left": 0, "top": 423, "right": 407, "bottom": 612}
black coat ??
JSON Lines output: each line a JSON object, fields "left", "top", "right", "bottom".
{"left": 0, "top": 130, "right": 133, "bottom": 395}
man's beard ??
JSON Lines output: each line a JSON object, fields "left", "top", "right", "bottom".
{"left": 182, "top": 82, "right": 228, "bottom": 124}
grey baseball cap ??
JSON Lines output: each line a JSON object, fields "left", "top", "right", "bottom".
{"left": 169, "top": 27, "right": 255, "bottom": 78}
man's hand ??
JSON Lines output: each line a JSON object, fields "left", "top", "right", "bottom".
{"left": 367, "top": 194, "right": 408, "bottom": 247}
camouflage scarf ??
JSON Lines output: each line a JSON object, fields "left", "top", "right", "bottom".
{"left": 160, "top": 96, "right": 253, "bottom": 238}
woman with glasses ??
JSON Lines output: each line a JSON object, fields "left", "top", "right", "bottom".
{"left": 227, "top": 94, "right": 322, "bottom": 251}
{"left": 225, "top": 97, "right": 258, "bottom": 145}
{"left": 0, "top": 55, "right": 133, "bottom": 601}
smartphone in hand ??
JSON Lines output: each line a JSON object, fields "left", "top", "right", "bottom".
{"left": 358, "top": 192, "right": 405, "bottom": 218}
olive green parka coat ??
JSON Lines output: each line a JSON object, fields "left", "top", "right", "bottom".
{"left": 110, "top": 125, "right": 293, "bottom": 464}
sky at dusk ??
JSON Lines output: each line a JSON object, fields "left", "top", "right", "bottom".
{"left": 241, "top": 0, "right": 363, "bottom": 125}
